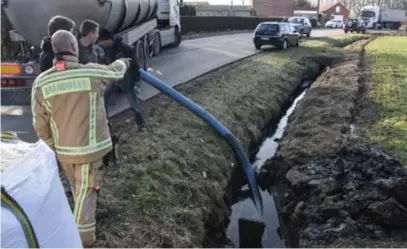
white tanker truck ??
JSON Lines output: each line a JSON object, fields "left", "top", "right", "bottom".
{"left": 1, "top": 0, "right": 182, "bottom": 105}
{"left": 360, "top": 5, "right": 406, "bottom": 29}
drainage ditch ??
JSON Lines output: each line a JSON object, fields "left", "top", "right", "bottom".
{"left": 224, "top": 79, "right": 316, "bottom": 248}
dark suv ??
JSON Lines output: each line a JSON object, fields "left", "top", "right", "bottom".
{"left": 344, "top": 18, "right": 366, "bottom": 33}
{"left": 253, "top": 22, "right": 301, "bottom": 50}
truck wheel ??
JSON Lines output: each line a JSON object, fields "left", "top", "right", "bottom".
{"left": 171, "top": 27, "right": 182, "bottom": 48}
{"left": 281, "top": 39, "right": 287, "bottom": 50}
{"left": 143, "top": 36, "right": 150, "bottom": 69}
{"left": 254, "top": 43, "right": 261, "bottom": 50}
{"left": 152, "top": 32, "right": 161, "bottom": 57}
{"left": 135, "top": 40, "right": 145, "bottom": 71}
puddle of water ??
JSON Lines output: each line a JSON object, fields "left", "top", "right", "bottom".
{"left": 350, "top": 124, "right": 358, "bottom": 138}
{"left": 227, "top": 186, "right": 284, "bottom": 248}
{"left": 253, "top": 90, "right": 308, "bottom": 170}
{"left": 226, "top": 88, "right": 309, "bottom": 248}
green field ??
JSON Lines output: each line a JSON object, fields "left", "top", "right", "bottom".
{"left": 363, "top": 36, "right": 407, "bottom": 165}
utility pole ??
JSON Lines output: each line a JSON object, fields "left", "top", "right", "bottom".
{"left": 316, "top": 0, "right": 321, "bottom": 27}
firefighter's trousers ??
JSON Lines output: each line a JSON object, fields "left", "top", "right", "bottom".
{"left": 59, "top": 159, "right": 104, "bottom": 247}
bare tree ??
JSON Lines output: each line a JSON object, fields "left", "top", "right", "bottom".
{"left": 339, "top": 0, "right": 406, "bottom": 15}
{"left": 295, "top": 0, "right": 312, "bottom": 8}
{"left": 384, "top": 0, "right": 406, "bottom": 8}
{"left": 341, "top": 0, "right": 366, "bottom": 14}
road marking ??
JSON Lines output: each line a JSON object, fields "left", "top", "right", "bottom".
{"left": 203, "top": 47, "right": 242, "bottom": 58}
{"left": 1, "top": 106, "right": 31, "bottom": 116}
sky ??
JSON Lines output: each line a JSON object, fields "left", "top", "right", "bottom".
{"left": 184, "top": 0, "right": 251, "bottom": 5}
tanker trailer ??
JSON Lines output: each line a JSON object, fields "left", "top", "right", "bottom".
{"left": 0, "top": 0, "right": 182, "bottom": 105}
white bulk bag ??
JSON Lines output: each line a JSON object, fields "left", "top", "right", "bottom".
{"left": 1, "top": 138, "right": 83, "bottom": 248}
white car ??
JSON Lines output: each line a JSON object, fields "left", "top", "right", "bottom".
{"left": 325, "top": 20, "right": 344, "bottom": 28}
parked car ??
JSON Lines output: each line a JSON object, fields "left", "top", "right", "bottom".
{"left": 288, "top": 17, "right": 312, "bottom": 37}
{"left": 344, "top": 18, "right": 367, "bottom": 33}
{"left": 325, "top": 19, "right": 344, "bottom": 28}
{"left": 253, "top": 22, "right": 301, "bottom": 50}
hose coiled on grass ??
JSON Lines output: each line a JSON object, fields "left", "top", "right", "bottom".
{"left": 139, "top": 69, "right": 263, "bottom": 214}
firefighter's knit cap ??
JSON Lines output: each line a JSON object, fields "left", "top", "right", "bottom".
{"left": 51, "top": 30, "right": 78, "bottom": 55}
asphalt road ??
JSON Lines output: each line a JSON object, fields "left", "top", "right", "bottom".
{"left": 1, "top": 28, "right": 344, "bottom": 143}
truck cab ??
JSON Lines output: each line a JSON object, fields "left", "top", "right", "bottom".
{"left": 361, "top": 5, "right": 405, "bottom": 29}
{"left": 361, "top": 6, "right": 380, "bottom": 29}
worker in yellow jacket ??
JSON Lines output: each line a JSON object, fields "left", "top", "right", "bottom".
{"left": 31, "top": 30, "right": 131, "bottom": 246}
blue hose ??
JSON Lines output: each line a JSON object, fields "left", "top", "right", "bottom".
{"left": 140, "top": 69, "right": 263, "bottom": 214}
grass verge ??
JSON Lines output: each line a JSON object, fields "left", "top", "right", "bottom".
{"left": 357, "top": 36, "right": 407, "bottom": 166}
{"left": 93, "top": 34, "right": 369, "bottom": 248}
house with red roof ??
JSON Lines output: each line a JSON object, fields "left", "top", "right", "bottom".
{"left": 319, "top": 2, "right": 350, "bottom": 22}
{"left": 252, "top": 0, "right": 295, "bottom": 18}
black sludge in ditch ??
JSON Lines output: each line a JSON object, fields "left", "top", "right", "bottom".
{"left": 226, "top": 81, "right": 313, "bottom": 248}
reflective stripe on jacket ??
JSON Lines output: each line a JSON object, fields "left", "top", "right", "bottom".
{"left": 1, "top": 132, "right": 20, "bottom": 144}
{"left": 31, "top": 55, "right": 129, "bottom": 164}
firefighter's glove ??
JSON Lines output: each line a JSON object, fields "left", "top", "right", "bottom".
{"left": 121, "top": 57, "right": 132, "bottom": 67}
{"left": 127, "top": 58, "right": 141, "bottom": 83}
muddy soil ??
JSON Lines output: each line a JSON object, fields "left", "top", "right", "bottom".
{"left": 264, "top": 38, "right": 407, "bottom": 247}
{"left": 282, "top": 145, "right": 407, "bottom": 247}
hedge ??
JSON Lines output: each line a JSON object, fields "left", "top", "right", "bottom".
{"left": 180, "top": 16, "right": 284, "bottom": 34}
{"left": 180, "top": 16, "right": 319, "bottom": 34}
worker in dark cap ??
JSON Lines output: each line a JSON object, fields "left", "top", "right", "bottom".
{"left": 39, "top": 15, "right": 76, "bottom": 72}
{"left": 98, "top": 28, "right": 146, "bottom": 132}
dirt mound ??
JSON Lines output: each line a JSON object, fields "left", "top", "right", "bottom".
{"left": 270, "top": 40, "right": 370, "bottom": 168}
{"left": 281, "top": 145, "right": 407, "bottom": 247}
{"left": 261, "top": 39, "right": 395, "bottom": 247}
